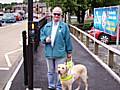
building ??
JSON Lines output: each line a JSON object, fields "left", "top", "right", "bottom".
{"left": 12, "top": 2, "right": 47, "bottom": 14}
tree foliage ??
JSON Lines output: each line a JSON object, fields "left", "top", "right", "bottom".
{"left": 23, "top": 0, "right": 28, "bottom": 4}
{"left": 23, "top": 0, "right": 120, "bottom": 23}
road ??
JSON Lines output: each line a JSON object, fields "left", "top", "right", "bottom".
{"left": 0, "top": 20, "right": 27, "bottom": 90}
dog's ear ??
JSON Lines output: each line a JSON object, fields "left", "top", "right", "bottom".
{"left": 63, "top": 62, "right": 68, "bottom": 71}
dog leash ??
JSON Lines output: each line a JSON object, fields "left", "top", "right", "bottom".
{"left": 66, "top": 57, "right": 74, "bottom": 69}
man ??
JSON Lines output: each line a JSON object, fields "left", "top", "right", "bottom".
{"left": 40, "top": 7, "right": 72, "bottom": 90}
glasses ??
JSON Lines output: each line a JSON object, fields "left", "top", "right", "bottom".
{"left": 53, "top": 13, "right": 61, "bottom": 16}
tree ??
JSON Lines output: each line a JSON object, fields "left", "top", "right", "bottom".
{"left": 23, "top": 0, "right": 28, "bottom": 4}
{"left": 43, "top": 0, "right": 120, "bottom": 23}
{"left": 0, "top": 3, "right": 2, "bottom": 11}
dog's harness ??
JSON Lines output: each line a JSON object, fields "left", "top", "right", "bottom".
{"left": 60, "top": 74, "right": 73, "bottom": 81}
{"left": 60, "top": 60, "right": 74, "bottom": 81}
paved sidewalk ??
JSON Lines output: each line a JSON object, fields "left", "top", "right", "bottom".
{"left": 10, "top": 38, "right": 120, "bottom": 90}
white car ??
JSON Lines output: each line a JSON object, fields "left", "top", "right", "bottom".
{"left": 70, "top": 16, "right": 77, "bottom": 19}
{"left": 0, "top": 12, "right": 4, "bottom": 26}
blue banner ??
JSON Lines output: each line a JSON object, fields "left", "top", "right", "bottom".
{"left": 94, "top": 6, "right": 119, "bottom": 36}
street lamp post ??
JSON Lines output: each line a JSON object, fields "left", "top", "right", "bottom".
{"left": 36, "top": 4, "right": 39, "bottom": 18}
{"left": 36, "top": 0, "right": 39, "bottom": 19}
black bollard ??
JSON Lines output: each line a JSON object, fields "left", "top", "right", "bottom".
{"left": 22, "top": 31, "right": 28, "bottom": 87}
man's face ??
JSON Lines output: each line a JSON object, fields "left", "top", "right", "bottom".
{"left": 53, "top": 12, "right": 61, "bottom": 22}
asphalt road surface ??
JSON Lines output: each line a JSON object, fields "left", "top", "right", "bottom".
{"left": 0, "top": 20, "right": 27, "bottom": 90}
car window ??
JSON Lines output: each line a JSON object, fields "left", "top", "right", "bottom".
{"left": 3, "top": 13, "right": 14, "bottom": 17}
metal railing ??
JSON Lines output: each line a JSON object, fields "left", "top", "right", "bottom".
{"left": 69, "top": 24, "right": 120, "bottom": 73}
{"left": 33, "top": 16, "right": 47, "bottom": 51}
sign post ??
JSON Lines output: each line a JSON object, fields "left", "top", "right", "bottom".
{"left": 116, "top": 6, "right": 120, "bottom": 47}
{"left": 28, "top": 0, "right": 33, "bottom": 90}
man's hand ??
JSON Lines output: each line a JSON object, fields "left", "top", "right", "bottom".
{"left": 67, "top": 53, "right": 72, "bottom": 61}
{"left": 46, "top": 36, "right": 51, "bottom": 43}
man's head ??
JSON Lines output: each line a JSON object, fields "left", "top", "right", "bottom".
{"left": 52, "top": 7, "right": 62, "bottom": 22}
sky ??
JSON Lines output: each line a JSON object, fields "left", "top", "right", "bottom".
{"left": 0, "top": 0, "right": 23, "bottom": 4}
{"left": 0, "top": 0, "right": 37, "bottom": 4}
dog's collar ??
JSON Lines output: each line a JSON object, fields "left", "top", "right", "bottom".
{"left": 60, "top": 75, "right": 73, "bottom": 81}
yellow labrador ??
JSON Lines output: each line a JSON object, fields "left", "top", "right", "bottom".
{"left": 57, "top": 64, "right": 88, "bottom": 90}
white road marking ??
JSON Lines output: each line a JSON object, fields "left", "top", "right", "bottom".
{"left": 4, "top": 54, "right": 12, "bottom": 67}
{"left": 4, "top": 48, "right": 22, "bottom": 67}
{"left": 0, "top": 67, "right": 9, "bottom": 70}
{"left": 11, "top": 23, "right": 19, "bottom": 26}
{"left": 4, "top": 58, "right": 23, "bottom": 90}
{"left": 6, "top": 48, "right": 22, "bottom": 55}
{"left": 0, "top": 48, "right": 22, "bottom": 70}
{"left": 19, "top": 40, "right": 23, "bottom": 46}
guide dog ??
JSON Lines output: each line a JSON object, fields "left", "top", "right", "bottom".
{"left": 57, "top": 63, "right": 88, "bottom": 90}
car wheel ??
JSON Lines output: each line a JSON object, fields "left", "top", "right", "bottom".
{"left": 99, "top": 34, "right": 110, "bottom": 44}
